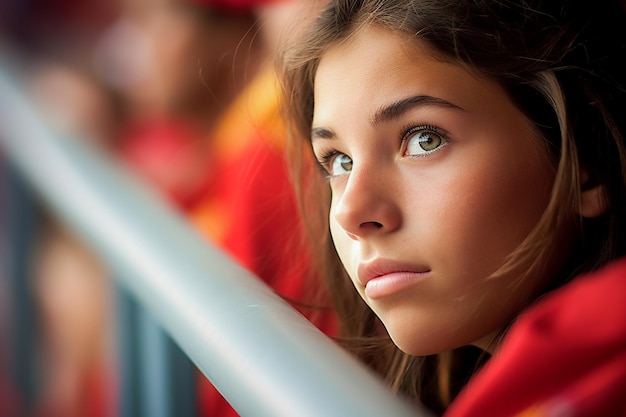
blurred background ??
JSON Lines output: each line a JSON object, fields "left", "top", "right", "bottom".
{"left": 0, "top": 0, "right": 334, "bottom": 416}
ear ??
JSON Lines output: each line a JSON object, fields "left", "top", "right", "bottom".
{"left": 578, "top": 169, "right": 608, "bottom": 218}
{"left": 579, "top": 185, "right": 608, "bottom": 218}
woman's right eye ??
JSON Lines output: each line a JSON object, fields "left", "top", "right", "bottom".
{"left": 317, "top": 150, "right": 353, "bottom": 177}
{"left": 329, "top": 153, "right": 353, "bottom": 176}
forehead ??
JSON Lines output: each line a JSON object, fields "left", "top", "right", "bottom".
{"left": 312, "top": 26, "right": 492, "bottom": 125}
{"left": 315, "top": 25, "right": 425, "bottom": 92}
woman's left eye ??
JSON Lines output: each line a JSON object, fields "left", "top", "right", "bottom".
{"left": 402, "top": 127, "right": 447, "bottom": 157}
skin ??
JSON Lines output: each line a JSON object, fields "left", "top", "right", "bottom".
{"left": 311, "top": 26, "right": 562, "bottom": 356}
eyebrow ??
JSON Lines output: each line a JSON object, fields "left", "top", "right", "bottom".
{"left": 371, "top": 95, "right": 464, "bottom": 126}
{"left": 311, "top": 94, "right": 464, "bottom": 141}
{"left": 311, "top": 126, "right": 336, "bottom": 141}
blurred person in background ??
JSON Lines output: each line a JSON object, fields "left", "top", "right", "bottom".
{"left": 7, "top": 0, "right": 334, "bottom": 415}
{"left": 97, "top": 0, "right": 264, "bottom": 208}
{"left": 96, "top": 0, "right": 335, "bottom": 416}
{"left": 100, "top": 0, "right": 335, "bottom": 415}
{"left": 23, "top": 0, "right": 263, "bottom": 415}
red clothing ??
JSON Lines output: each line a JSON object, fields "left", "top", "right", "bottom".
{"left": 192, "top": 130, "right": 318, "bottom": 309}
{"left": 118, "top": 117, "right": 209, "bottom": 210}
{"left": 446, "top": 257, "right": 626, "bottom": 417}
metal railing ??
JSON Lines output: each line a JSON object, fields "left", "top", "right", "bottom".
{"left": 0, "top": 48, "right": 429, "bottom": 417}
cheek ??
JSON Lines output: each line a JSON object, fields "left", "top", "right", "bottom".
{"left": 329, "top": 202, "right": 349, "bottom": 258}
{"left": 420, "top": 145, "right": 554, "bottom": 275}
{"left": 329, "top": 201, "right": 360, "bottom": 278}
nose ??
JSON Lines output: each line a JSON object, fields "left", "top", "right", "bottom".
{"left": 332, "top": 164, "right": 402, "bottom": 239}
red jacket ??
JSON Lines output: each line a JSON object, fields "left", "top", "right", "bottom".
{"left": 446, "top": 257, "right": 626, "bottom": 417}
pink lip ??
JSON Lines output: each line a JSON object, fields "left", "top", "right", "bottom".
{"left": 358, "top": 259, "right": 431, "bottom": 299}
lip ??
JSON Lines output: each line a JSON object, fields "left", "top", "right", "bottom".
{"left": 358, "top": 259, "right": 431, "bottom": 299}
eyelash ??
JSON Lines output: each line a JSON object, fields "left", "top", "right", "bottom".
{"left": 316, "top": 149, "right": 341, "bottom": 177}
{"left": 401, "top": 124, "right": 445, "bottom": 142}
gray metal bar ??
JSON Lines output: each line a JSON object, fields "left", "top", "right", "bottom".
{"left": 0, "top": 51, "right": 428, "bottom": 417}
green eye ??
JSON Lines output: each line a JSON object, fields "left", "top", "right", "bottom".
{"left": 331, "top": 153, "right": 353, "bottom": 175}
{"left": 404, "top": 129, "right": 446, "bottom": 156}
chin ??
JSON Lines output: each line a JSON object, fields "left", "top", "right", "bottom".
{"left": 390, "top": 335, "right": 446, "bottom": 356}
{"left": 382, "top": 322, "right": 451, "bottom": 356}
{"left": 382, "top": 318, "right": 472, "bottom": 356}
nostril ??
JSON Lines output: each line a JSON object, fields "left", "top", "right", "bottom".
{"left": 361, "top": 221, "right": 383, "bottom": 229}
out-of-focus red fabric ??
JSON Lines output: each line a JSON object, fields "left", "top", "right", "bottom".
{"left": 445, "top": 257, "right": 626, "bottom": 417}
{"left": 118, "top": 117, "right": 209, "bottom": 210}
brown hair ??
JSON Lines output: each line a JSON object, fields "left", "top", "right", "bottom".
{"left": 279, "top": 0, "right": 626, "bottom": 413}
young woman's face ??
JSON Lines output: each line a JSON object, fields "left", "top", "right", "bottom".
{"left": 311, "top": 26, "right": 559, "bottom": 355}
